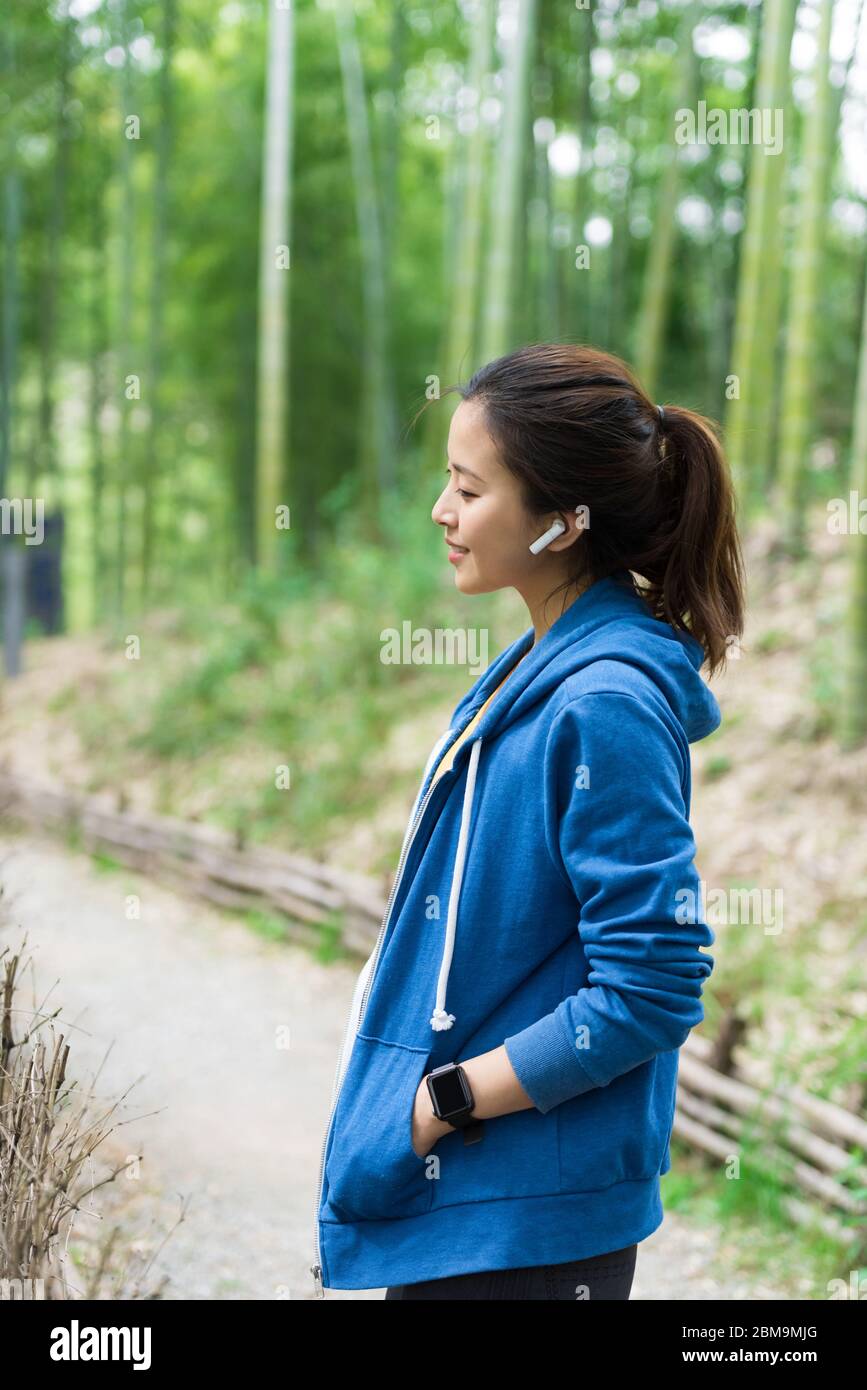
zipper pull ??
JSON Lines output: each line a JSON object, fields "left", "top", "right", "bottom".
{"left": 310, "top": 1263, "right": 324, "bottom": 1298}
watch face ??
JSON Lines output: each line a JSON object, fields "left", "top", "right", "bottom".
{"left": 433, "top": 1067, "right": 469, "bottom": 1119}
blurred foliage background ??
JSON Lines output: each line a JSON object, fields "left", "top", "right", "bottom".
{"left": 0, "top": 1, "right": 864, "bottom": 604}
{"left": 2, "top": 0, "right": 867, "bottom": 842}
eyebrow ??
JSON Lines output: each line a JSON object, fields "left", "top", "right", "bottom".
{"left": 447, "top": 461, "right": 486, "bottom": 484}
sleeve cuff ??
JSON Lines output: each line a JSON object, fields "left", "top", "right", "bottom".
{"left": 503, "top": 1007, "right": 600, "bottom": 1114}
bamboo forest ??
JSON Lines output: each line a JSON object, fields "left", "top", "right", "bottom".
{"left": 1, "top": 0, "right": 867, "bottom": 1318}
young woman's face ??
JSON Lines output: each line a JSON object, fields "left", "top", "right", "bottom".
{"left": 431, "top": 398, "right": 545, "bottom": 595}
{"left": 431, "top": 398, "right": 588, "bottom": 635}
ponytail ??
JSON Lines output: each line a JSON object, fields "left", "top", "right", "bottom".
{"left": 638, "top": 403, "right": 746, "bottom": 677}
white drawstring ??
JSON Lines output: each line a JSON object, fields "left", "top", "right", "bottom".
{"left": 430, "top": 736, "right": 483, "bottom": 1031}
{"left": 333, "top": 726, "right": 457, "bottom": 1095}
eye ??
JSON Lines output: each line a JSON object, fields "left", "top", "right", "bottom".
{"left": 444, "top": 466, "right": 476, "bottom": 500}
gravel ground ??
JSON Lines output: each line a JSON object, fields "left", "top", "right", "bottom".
{"left": 0, "top": 831, "right": 789, "bottom": 1301}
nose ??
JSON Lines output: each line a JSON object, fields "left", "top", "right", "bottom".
{"left": 431, "top": 484, "right": 456, "bottom": 527}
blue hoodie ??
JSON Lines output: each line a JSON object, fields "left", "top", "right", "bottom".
{"left": 312, "top": 569, "right": 719, "bottom": 1294}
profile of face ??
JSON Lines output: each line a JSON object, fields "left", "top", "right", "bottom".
{"left": 431, "top": 398, "right": 582, "bottom": 603}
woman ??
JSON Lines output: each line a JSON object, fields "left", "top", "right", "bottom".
{"left": 312, "top": 343, "right": 745, "bottom": 1301}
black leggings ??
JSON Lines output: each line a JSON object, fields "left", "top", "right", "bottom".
{"left": 384, "top": 1241, "right": 637, "bottom": 1300}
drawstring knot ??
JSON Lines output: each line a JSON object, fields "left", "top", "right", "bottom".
{"left": 430, "top": 1008, "right": 456, "bottom": 1031}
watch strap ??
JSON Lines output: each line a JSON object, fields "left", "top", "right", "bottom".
{"left": 459, "top": 1118, "right": 485, "bottom": 1145}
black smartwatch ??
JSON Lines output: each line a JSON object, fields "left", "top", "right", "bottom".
{"left": 426, "top": 1063, "right": 485, "bottom": 1145}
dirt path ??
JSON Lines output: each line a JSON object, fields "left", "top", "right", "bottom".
{"left": 1, "top": 831, "right": 355, "bottom": 1301}
{"left": 0, "top": 829, "right": 795, "bottom": 1301}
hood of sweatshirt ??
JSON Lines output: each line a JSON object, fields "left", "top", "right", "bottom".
{"left": 426, "top": 567, "right": 721, "bottom": 1033}
{"left": 448, "top": 567, "right": 721, "bottom": 753}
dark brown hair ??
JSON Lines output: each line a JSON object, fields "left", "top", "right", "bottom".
{"left": 418, "top": 342, "right": 745, "bottom": 677}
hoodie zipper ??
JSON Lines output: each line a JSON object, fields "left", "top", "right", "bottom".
{"left": 309, "top": 725, "right": 462, "bottom": 1297}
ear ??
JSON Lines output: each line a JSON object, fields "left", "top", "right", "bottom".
{"left": 547, "top": 507, "right": 589, "bottom": 553}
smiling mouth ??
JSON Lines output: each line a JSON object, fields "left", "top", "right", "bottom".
{"left": 446, "top": 542, "right": 469, "bottom": 553}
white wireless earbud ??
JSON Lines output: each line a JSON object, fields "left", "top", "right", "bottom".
{"left": 529, "top": 517, "right": 567, "bottom": 554}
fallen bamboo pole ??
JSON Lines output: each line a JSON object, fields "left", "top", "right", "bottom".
{"left": 674, "top": 1085, "right": 867, "bottom": 1212}
{"left": 683, "top": 1033, "right": 867, "bottom": 1153}
{"left": 0, "top": 771, "right": 385, "bottom": 951}
{"left": 670, "top": 1111, "right": 861, "bottom": 1243}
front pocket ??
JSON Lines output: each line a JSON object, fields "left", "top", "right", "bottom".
{"left": 557, "top": 1052, "right": 677, "bottom": 1191}
{"left": 325, "top": 1034, "right": 433, "bottom": 1222}
{"left": 429, "top": 1102, "right": 560, "bottom": 1208}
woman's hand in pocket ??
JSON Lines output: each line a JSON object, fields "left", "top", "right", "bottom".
{"left": 411, "top": 1077, "right": 456, "bottom": 1158}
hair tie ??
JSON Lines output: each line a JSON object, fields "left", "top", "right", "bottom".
{"left": 657, "top": 404, "right": 666, "bottom": 428}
